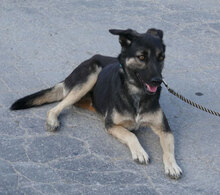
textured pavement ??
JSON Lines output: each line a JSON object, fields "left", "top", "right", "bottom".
{"left": 0, "top": 0, "right": 220, "bottom": 194}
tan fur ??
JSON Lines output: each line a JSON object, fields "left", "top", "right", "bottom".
{"left": 110, "top": 108, "right": 182, "bottom": 178}
{"left": 148, "top": 110, "right": 182, "bottom": 178}
{"left": 112, "top": 108, "right": 164, "bottom": 130}
{"left": 125, "top": 57, "right": 145, "bottom": 69}
{"left": 75, "top": 96, "right": 96, "bottom": 112}
{"left": 108, "top": 125, "right": 149, "bottom": 164}
{"left": 111, "top": 109, "right": 136, "bottom": 130}
{"left": 46, "top": 66, "right": 101, "bottom": 130}
{"left": 33, "top": 82, "right": 68, "bottom": 105}
{"left": 127, "top": 83, "right": 142, "bottom": 94}
{"left": 139, "top": 109, "right": 163, "bottom": 127}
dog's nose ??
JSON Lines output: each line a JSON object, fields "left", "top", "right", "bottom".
{"left": 150, "top": 77, "right": 162, "bottom": 86}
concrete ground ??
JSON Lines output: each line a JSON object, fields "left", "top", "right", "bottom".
{"left": 0, "top": 0, "right": 220, "bottom": 194}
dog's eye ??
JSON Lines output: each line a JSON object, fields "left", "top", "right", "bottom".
{"left": 158, "top": 55, "right": 165, "bottom": 62}
{"left": 138, "top": 55, "right": 145, "bottom": 61}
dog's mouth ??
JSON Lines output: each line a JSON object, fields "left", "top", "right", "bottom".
{"left": 136, "top": 73, "right": 159, "bottom": 95}
{"left": 145, "top": 83, "right": 158, "bottom": 93}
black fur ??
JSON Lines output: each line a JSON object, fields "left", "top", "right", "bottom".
{"left": 10, "top": 28, "right": 182, "bottom": 179}
{"left": 91, "top": 29, "right": 166, "bottom": 129}
{"left": 10, "top": 88, "right": 52, "bottom": 110}
{"left": 64, "top": 55, "right": 117, "bottom": 90}
{"left": 11, "top": 28, "right": 166, "bottom": 128}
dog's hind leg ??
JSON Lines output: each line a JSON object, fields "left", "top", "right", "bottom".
{"left": 46, "top": 65, "right": 101, "bottom": 131}
{"left": 10, "top": 54, "right": 115, "bottom": 111}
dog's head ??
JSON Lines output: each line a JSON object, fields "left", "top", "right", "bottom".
{"left": 109, "top": 28, "right": 165, "bottom": 95}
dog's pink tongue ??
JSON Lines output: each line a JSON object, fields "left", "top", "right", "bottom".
{"left": 146, "top": 84, "right": 157, "bottom": 93}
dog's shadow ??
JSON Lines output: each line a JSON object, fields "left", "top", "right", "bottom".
{"left": 133, "top": 127, "right": 162, "bottom": 162}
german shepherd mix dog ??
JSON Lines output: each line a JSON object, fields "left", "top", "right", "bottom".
{"left": 11, "top": 28, "right": 182, "bottom": 179}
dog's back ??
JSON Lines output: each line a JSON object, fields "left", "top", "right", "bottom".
{"left": 10, "top": 55, "right": 117, "bottom": 111}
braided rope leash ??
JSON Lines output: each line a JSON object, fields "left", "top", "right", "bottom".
{"left": 162, "top": 79, "right": 220, "bottom": 117}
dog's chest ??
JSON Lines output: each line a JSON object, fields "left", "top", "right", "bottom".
{"left": 112, "top": 109, "right": 147, "bottom": 130}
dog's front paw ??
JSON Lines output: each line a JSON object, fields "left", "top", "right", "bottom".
{"left": 164, "top": 160, "right": 182, "bottom": 179}
{"left": 129, "top": 144, "right": 150, "bottom": 165}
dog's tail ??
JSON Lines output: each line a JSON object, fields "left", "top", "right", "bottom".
{"left": 10, "top": 82, "right": 68, "bottom": 110}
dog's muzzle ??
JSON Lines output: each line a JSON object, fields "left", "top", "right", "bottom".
{"left": 136, "top": 73, "right": 162, "bottom": 95}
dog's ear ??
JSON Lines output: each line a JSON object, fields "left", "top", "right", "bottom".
{"left": 147, "top": 28, "right": 163, "bottom": 40}
{"left": 109, "top": 29, "right": 138, "bottom": 47}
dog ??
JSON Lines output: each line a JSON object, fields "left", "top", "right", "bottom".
{"left": 10, "top": 28, "right": 182, "bottom": 179}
